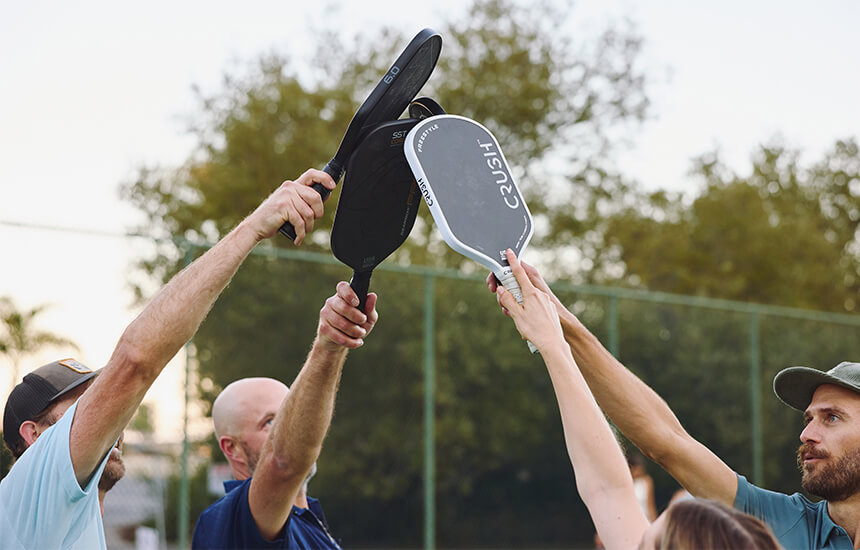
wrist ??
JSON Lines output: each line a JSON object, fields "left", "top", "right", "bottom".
{"left": 558, "top": 308, "right": 586, "bottom": 342}
{"left": 313, "top": 336, "right": 351, "bottom": 357}
{"left": 234, "top": 215, "right": 268, "bottom": 246}
{"left": 540, "top": 340, "right": 572, "bottom": 361}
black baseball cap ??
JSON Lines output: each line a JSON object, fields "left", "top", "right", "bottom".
{"left": 773, "top": 361, "right": 860, "bottom": 411}
{"left": 3, "top": 358, "right": 97, "bottom": 451}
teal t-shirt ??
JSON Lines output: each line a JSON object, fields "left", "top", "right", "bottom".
{"left": 734, "top": 474, "right": 853, "bottom": 550}
{"left": 0, "top": 401, "right": 110, "bottom": 550}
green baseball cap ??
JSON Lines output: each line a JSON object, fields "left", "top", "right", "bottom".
{"left": 773, "top": 361, "right": 860, "bottom": 411}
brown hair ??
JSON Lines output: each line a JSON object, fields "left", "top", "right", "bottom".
{"left": 659, "top": 499, "right": 781, "bottom": 550}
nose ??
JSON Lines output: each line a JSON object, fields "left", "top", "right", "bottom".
{"left": 800, "top": 420, "right": 820, "bottom": 444}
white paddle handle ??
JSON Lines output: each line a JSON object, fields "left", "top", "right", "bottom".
{"left": 498, "top": 271, "right": 540, "bottom": 354}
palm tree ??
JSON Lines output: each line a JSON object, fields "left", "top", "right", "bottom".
{"left": 0, "top": 296, "right": 79, "bottom": 390}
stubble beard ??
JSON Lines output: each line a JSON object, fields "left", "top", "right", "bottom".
{"left": 238, "top": 439, "right": 261, "bottom": 475}
{"left": 98, "top": 453, "right": 127, "bottom": 493}
{"left": 798, "top": 443, "right": 860, "bottom": 502}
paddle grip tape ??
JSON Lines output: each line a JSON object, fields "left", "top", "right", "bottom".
{"left": 278, "top": 161, "right": 342, "bottom": 242}
{"left": 350, "top": 271, "right": 372, "bottom": 313}
{"left": 498, "top": 271, "right": 540, "bottom": 354}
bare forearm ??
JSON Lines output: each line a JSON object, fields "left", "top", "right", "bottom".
{"left": 557, "top": 310, "right": 685, "bottom": 463}
{"left": 265, "top": 341, "right": 348, "bottom": 473}
{"left": 557, "top": 308, "right": 737, "bottom": 503}
{"left": 116, "top": 221, "right": 261, "bottom": 375}
{"left": 542, "top": 344, "right": 635, "bottom": 501}
{"left": 542, "top": 342, "right": 649, "bottom": 549}
{"left": 71, "top": 221, "right": 261, "bottom": 482}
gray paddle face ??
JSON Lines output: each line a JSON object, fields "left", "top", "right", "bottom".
{"left": 404, "top": 115, "right": 533, "bottom": 273}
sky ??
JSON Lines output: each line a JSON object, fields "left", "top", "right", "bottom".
{"left": 1, "top": 0, "right": 858, "bottom": 440}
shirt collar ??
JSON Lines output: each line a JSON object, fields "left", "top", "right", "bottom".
{"left": 818, "top": 501, "right": 849, "bottom": 548}
{"left": 223, "top": 479, "right": 244, "bottom": 493}
{"left": 220, "top": 478, "right": 319, "bottom": 511}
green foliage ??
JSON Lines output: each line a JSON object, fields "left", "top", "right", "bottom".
{"left": 122, "top": 0, "right": 649, "bottom": 277}
{"left": 118, "top": 0, "right": 860, "bottom": 546}
{"left": 121, "top": 3, "right": 651, "bottom": 540}
{"left": 604, "top": 139, "right": 860, "bottom": 312}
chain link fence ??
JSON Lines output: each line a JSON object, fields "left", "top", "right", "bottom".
{"left": 3, "top": 237, "right": 859, "bottom": 549}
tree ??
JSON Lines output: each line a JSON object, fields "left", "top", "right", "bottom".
{"left": 602, "top": 138, "right": 860, "bottom": 312}
{"left": 121, "top": 1, "right": 651, "bottom": 545}
{"left": 0, "top": 296, "right": 79, "bottom": 391}
{"left": 123, "top": 0, "right": 649, "bottom": 276}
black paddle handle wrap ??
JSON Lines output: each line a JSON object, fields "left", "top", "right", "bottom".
{"left": 350, "top": 270, "right": 372, "bottom": 313}
{"left": 277, "top": 160, "right": 344, "bottom": 241}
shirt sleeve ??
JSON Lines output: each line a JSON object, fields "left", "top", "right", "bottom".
{"left": 0, "top": 401, "right": 110, "bottom": 548}
{"left": 734, "top": 473, "right": 807, "bottom": 539}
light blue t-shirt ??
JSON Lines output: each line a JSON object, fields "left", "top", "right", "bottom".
{"left": 734, "top": 473, "right": 854, "bottom": 550}
{"left": 0, "top": 401, "right": 111, "bottom": 550}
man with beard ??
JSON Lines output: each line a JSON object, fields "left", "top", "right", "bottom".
{"left": 487, "top": 263, "right": 859, "bottom": 549}
{"left": 0, "top": 168, "right": 335, "bottom": 549}
{"left": 191, "top": 281, "right": 378, "bottom": 549}
{"left": 1, "top": 359, "right": 127, "bottom": 515}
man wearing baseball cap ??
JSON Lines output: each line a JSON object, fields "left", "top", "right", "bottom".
{"left": 487, "top": 262, "right": 860, "bottom": 549}
{"left": 0, "top": 168, "right": 335, "bottom": 550}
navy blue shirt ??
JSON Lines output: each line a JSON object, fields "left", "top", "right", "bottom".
{"left": 192, "top": 478, "right": 341, "bottom": 549}
{"left": 734, "top": 474, "right": 853, "bottom": 550}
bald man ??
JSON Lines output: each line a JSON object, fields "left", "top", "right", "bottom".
{"left": 191, "top": 282, "right": 378, "bottom": 549}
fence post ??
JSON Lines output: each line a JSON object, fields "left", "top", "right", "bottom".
{"left": 608, "top": 295, "right": 620, "bottom": 357}
{"left": 424, "top": 274, "right": 436, "bottom": 550}
{"left": 178, "top": 245, "right": 193, "bottom": 549}
{"left": 749, "top": 312, "right": 763, "bottom": 486}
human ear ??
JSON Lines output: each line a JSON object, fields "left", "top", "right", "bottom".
{"left": 219, "top": 436, "right": 246, "bottom": 465}
{"left": 19, "top": 421, "right": 41, "bottom": 447}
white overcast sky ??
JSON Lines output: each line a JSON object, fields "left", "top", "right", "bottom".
{"left": 1, "top": 0, "right": 858, "bottom": 439}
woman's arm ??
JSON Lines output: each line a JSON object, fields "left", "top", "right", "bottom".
{"left": 495, "top": 250, "right": 649, "bottom": 550}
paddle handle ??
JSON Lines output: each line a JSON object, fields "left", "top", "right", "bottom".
{"left": 350, "top": 270, "right": 372, "bottom": 313}
{"left": 277, "top": 160, "right": 344, "bottom": 241}
{"left": 498, "top": 271, "right": 539, "bottom": 354}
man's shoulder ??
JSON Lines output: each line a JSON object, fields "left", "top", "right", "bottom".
{"left": 1, "top": 402, "right": 78, "bottom": 496}
{"left": 0, "top": 401, "right": 105, "bottom": 549}
{"left": 197, "top": 478, "right": 252, "bottom": 524}
{"left": 735, "top": 473, "right": 820, "bottom": 513}
{"left": 734, "top": 473, "right": 843, "bottom": 548}
{"left": 192, "top": 478, "right": 254, "bottom": 548}
{"left": 192, "top": 479, "right": 340, "bottom": 549}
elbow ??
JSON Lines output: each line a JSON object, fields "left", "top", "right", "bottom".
{"left": 108, "top": 336, "right": 158, "bottom": 383}
{"left": 266, "top": 444, "right": 321, "bottom": 482}
{"left": 577, "top": 478, "right": 636, "bottom": 512}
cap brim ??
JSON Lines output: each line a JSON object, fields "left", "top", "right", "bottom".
{"left": 52, "top": 370, "right": 98, "bottom": 401}
{"left": 773, "top": 366, "right": 860, "bottom": 411}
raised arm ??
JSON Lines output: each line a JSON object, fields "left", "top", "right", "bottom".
{"left": 248, "top": 282, "right": 378, "bottom": 540}
{"left": 496, "top": 250, "right": 648, "bottom": 550}
{"left": 489, "top": 262, "right": 737, "bottom": 505}
{"left": 69, "top": 169, "right": 335, "bottom": 487}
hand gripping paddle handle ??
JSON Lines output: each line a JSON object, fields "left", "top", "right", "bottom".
{"left": 277, "top": 160, "right": 344, "bottom": 242}
{"left": 350, "top": 270, "right": 372, "bottom": 313}
{"left": 498, "top": 271, "right": 539, "bottom": 354}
